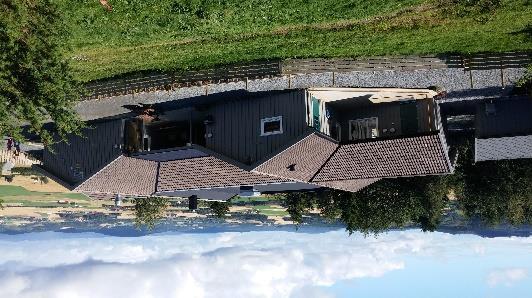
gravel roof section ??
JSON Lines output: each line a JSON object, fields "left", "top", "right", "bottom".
{"left": 157, "top": 156, "right": 286, "bottom": 192}
{"left": 313, "top": 134, "right": 451, "bottom": 181}
{"left": 253, "top": 133, "right": 338, "bottom": 182}
{"left": 313, "top": 178, "right": 380, "bottom": 192}
{"left": 475, "top": 135, "right": 532, "bottom": 162}
{"left": 75, "top": 156, "right": 157, "bottom": 196}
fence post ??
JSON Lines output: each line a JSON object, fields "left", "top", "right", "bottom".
{"left": 500, "top": 57, "right": 505, "bottom": 88}
{"left": 288, "top": 75, "right": 291, "bottom": 89}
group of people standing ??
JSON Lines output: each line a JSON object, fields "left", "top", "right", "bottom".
{"left": 6, "top": 137, "right": 21, "bottom": 156}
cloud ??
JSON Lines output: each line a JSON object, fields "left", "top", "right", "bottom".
{"left": 0, "top": 231, "right": 416, "bottom": 298}
{"left": 0, "top": 231, "right": 530, "bottom": 298}
{"left": 487, "top": 268, "right": 528, "bottom": 288}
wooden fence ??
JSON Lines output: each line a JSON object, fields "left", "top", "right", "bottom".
{"left": 85, "top": 60, "right": 282, "bottom": 100}
{"left": 462, "top": 52, "right": 532, "bottom": 70}
{"left": 83, "top": 52, "right": 532, "bottom": 100}
{"left": 0, "top": 150, "right": 41, "bottom": 167}
{"left": 281, "top": 55, "right": 463, "bottom": 74}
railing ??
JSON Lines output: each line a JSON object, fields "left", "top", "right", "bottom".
{"left": 462, "top": 52, "right": 532, "bottom": 70}
{"left": 83, "top": 52, "right": 532, "bottom": 100}
{"left": 0, "top": 150, "right": 41, "bottom": 167}
{"left": 84, "top": 60, "right": 282, "bottom": 100}
{"left": 282, "top": 55, "right": 463, "bottom": 74}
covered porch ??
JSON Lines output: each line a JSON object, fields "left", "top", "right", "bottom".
{"left": 305, "top": 88, "right": 440, "bottom": 142}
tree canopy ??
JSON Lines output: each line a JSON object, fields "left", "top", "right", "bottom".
{"left": 0, "top": 0, "right": 83, "bottom": 144}
{"left": 134, "top": 197, "right": 169, "bottom": 230}
{"left": 282, "top": 176, "right": 452, "bottom": 236}
{"left": 457, "top": 145, "right": 532, "bottom": 226}
{"left": 209, "top": 201, "right": 230, "bottom": 218}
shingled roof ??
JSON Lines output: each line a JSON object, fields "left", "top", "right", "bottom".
{"left": 74, "top": 151, "right": 288, "bottom": 198}
{"left": 253, "top": 131, "right": 452, "bottom": 188}
{"left": 313, "top": 134, "right": 452, "bottom": 181}
{"left": 75, "top": 156, "right": 158, "bottom": 196}
{"left": 157, "top": 156, "right": 286, "bottom": 192}
{"left": 75, "top": 131, "right": 452, "bottom": 198}
{"left": 475, "top": 135, "right": 532, "bottom": 162}
{"left": 253, "top": 133, "right": 338, "bottom": 182}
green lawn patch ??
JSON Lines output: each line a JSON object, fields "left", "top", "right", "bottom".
{"left": 253, "top": 205, "right": 288, "bottom": 217}
{"left": 231, "top": 195, "right": 281, "bottom": 204}
{"left": 55, "top": 0, "right": 532, "bottom": 82}
{"left": 0, "top": 185, "right": 89, "bottom": 201}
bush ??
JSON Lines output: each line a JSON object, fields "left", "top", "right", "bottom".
{"left": 209, "top": 201, "right": 230, "bottom": 218}
{"left": 516, "top": 64, "right": 532, "bottom": 96}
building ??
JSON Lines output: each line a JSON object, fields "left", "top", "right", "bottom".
{"left": 42, "top": 88, "right": 454, "bottom": 200}
{"left": 474, "top": 97, "right": 532, "bottom": 162}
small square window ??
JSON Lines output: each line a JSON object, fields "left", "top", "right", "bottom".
{"left": 261, "top": 116, "right": 283, "bottom": 136}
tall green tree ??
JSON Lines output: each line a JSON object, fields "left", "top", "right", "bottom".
{"left": 134, "top": 197, "right": 169, "bottom": 230}
{"left": 0, "top": 0, "right": 83, "bottom": 144}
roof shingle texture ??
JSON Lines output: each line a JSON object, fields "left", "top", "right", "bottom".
{"left": 253, "top": 133, "right": 338, "bottom": 182}
{"left": 75, "top": 156, "right": 157, "bottom": 196}
{"left": 313, "top": 134, "right": 450, "bottom": 181}
{"left": 157, "top": 156, "right": 285, "bottom": 192}
{"left": 314, "top": 178, "right": 380, "bottom": 192}
{"left": 475, "top": 135, "right": 532, "bottom": 162}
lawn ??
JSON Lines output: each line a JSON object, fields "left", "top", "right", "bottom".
{"left": 0, "top": 185, "right": 90, "bottom": 207}
{"left": 55, "top": 0, "right": 532, "bottom": 82}
{"left": 253, "top": 205, "right": 288, "bottom": 217}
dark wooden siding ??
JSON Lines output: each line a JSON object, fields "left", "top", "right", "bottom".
{"left": 333, "top": 99, "right": 436, "bottom": 142}
{"left": 475, "top": 99, "right": 532, "bottom": 138}
{"left": 205, "top": 90, "right": 308, "bottom": 164}
{"left": 42, "top": 119, "right": 124, "bottom": 185}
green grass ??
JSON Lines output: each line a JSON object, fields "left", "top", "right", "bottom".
{"left": 0, "top": 185, "right": 89, "bottom": 200}
{"left": 56, "top": 0, "right": 532, "bottom": 82}
{"left": 230, "top": 195, "right": 281, "bottom": 204}
{"left": 253, "top": 205, "right": 288, "bottom": 216}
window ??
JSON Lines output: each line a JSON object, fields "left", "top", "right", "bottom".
{"left": 261, "top": 116, "right": 283, "bottom": 136}
{"left": 349, "top": 117, "right": 378, "bottom": 140}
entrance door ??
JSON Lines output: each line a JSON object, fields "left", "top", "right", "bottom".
{"left": 312, "top": 97, "right": 321, "bottom": 130}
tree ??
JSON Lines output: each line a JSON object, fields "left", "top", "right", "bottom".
{"left": 0, "top": 0, "right": 84, "bottom": 145}
{"left": 134, "top": 197, "right": 169, "bottom": 230}
{"left": 281, "top": 192, "right": 316, "bottom": 224}
{"left": 460, "top": 158, "right": 532, "bottom": 226}
{"left": 209, "top": 201, "right": 230, "bottom": 218}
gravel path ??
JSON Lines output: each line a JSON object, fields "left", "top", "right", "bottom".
{"left": 76, "top": 67, "right": 526, "bottom": 121}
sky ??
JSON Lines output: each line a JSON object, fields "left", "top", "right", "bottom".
{"left": 0, "top": 230, "right": 530, "bottom": 298}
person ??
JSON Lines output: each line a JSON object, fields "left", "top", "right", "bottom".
{"left": 13, "top": 140, "right": 21, "bottom": 156}
{"left": 6, "top": 137, "right": 13, "bottom": 151}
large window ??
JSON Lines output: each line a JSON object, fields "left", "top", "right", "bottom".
{"left": 349, "top": 117, "right": 379, "bottom": 140}
{"left": 261, "top": 116, "right": 283, "bottom": 136}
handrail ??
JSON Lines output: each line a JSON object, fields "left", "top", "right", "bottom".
{"left": 82, "top": 52, "right": 532, "bottom": 100}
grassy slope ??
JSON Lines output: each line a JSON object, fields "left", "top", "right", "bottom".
{"left": 56, "top": 0, "right": 532, "bottom": 82}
